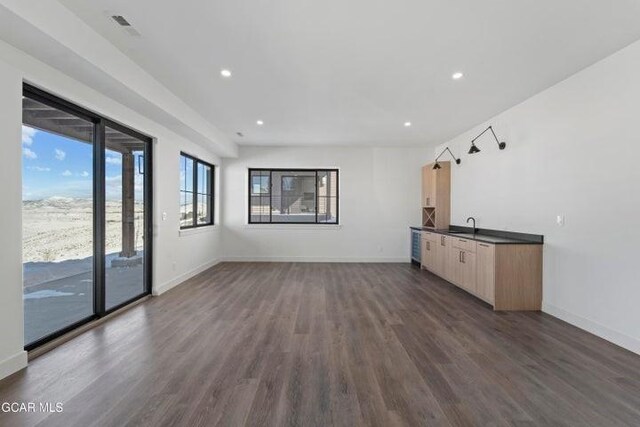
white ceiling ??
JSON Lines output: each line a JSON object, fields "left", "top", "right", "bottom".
{"left": 58, "top": 0, "right": 640, "bottom": 147}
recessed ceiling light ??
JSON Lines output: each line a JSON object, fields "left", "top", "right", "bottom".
{"left": 452, "top": 72, "right": 464, "bottom": 80}
{"left": 220, "top": 69, "right": 232, "bottom": 78}
{"left": 404, "top": 121, "right": 412, "bottom": 127}
{"left": 256, "top": 120, "right": 264, "bottom": 126}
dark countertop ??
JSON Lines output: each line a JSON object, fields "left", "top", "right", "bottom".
{"left": 410, "top": 226, "right": 543, "bottom": 245}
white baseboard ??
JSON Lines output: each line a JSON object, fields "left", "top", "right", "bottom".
{"left": 0, "top": 350, "right": 28, "bottom": 381}
{"left": 153, "top": 258, "right": 222, "bottom": 296}
{"left": 543, "top": 303, "right": 640, "bottom": 355}
{"left": 223, "top": 256, "right": 409, "bottom": 263}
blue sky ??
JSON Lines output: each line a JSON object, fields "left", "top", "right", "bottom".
{"left": 22, "top": 126, "right": 143, "bottom": 201}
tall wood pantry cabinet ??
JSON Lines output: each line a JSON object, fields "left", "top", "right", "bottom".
{"left": 421, "top": 161, "right": 451, "bottom": 229}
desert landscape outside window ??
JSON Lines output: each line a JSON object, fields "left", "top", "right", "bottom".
{"left": 22, "top": 95, "right": 96, "bottom": 345}
{"left": 22, "top": 85, "right": 152, "bottom": 348}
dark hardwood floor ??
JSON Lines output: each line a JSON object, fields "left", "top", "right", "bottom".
{"left": 1, "top": 262, "right": 639, "bottom": 426}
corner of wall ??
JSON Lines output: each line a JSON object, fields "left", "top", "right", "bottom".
{"left": 0, "top": 350, "right": 28, "bottom": 381}
{"left": 153, "top": 258, "right": 222, "bottom": 296}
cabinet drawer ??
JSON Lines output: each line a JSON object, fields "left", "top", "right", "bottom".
{"left": 422, "top": 238, "right": 435, "bottom": 254}
{"left": 422, "top": 231, "right": 438, "bottom": 242}
{"left": 476, "top": 242, "right": 494, "bottom": 251}
{"left": 452, "top": 237, "right": 476, "bottom": 252}
{"left": 437, "top": 234, "right": 450, "bottom": 248}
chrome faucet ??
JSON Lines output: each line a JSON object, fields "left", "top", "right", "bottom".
{"left": 466, "top": 217, "right": 477, "bottom": 236}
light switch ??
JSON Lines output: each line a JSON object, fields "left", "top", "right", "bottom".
{"left": 556, "top": 215, "right": 565, "bottom": 226}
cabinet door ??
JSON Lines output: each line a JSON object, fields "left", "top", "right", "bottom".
{"left": 422, "top": 166, "right": 435, "bottom": 207}
{"left": 447, "top": 246, "right": 461, "bottom": 286}
{"left": 459, "top": 250, "right": 477, "bottom": 292}
{"left": 421, "top": 238, "right": 436, "bottom": 271}
{"left": 476, "top": 243, "right": 495, "bottom": 304}
{"left": 428, "top": 168, "right": 437, "bottom": 207}
{"left": 434, "top": 234, "right": 448, "bottom": 278}
{"left": 421, "top": 166, "right": 428, "bottom": 206}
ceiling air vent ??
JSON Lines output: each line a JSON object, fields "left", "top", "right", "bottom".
{"left": 111, "top": 15, "right": 131, "bottom": 26}
{"left": 109, "top": 14, "right": 141, "bottom": 36}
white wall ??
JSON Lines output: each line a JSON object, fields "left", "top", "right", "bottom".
{"left": 222, "top": 145, "right": 434, "bottom": 262}
{"left": 0, "top": 40, "right": 224, "bottom": 379}
{"left": 0, "top": 58, "right": 28, "bottom": 380}
{"left": 435, "top": 39, "right": 640, "bottom": 354}
{"left": 151, "top": 135, "right": 222, "bottom": 296}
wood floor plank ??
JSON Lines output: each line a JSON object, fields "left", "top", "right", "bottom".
{"left": 1, "top": 262, "right": 639, "bottom": 427}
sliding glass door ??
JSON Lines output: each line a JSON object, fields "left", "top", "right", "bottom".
{"left": 104, "top": 126, "right": 147, "bottom": 310}
{"left": 22, "top": 95, "right": 96, "bottom": 345}
{"left": 22, "top": 85, "right": 152, "bottom": 349}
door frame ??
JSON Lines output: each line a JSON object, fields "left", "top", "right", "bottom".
{"left": 23, "top": 83, "right": 153, "bottom": 351}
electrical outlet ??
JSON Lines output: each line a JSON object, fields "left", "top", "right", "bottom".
{"left": 556, "top": 215, "right": 565, "bottom": 226}
{"left": 162, "top": 212, "right": 167, "bottom": 221}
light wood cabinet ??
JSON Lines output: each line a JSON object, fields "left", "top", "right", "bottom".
{"left": 450, "top": 238, "right": 476, "bottom": 291}
{"left": 448, "top": 246, "right": 476, "bottom": 292}
{"left": 434, "top": 234, "right": 449, "bottom": 279}
{"left": 459, "top": 250, "right": 476, "bottom": 292}
{"left": 422, "top": 231, "right": 437, "bottom": 241}
{"left": 421, "top": 166, "right": 434, "bottom": 207}
{"left": 493, "top": 245, "right": 543, "bottom": 311}
{"left": 424, "top": 233, "right": 542, "bottom": 311}
{"left": 421, "top": 162, "right": 451, "bottom": 229}
{"left": 417, "top": 160, "right": 541, "bottom": 311}
{"left": 447, "top": 245, "right": 461, "bottom": 286}
{"left": 476, "top": 243, "right": 495, "bottom": 304}
{"left": 452, "top": 237, "right": 476, "bottom": 253}
{"left": 420, "top": 234, "right": 437, "bottom": 272}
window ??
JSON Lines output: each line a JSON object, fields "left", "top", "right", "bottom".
{"left": 180, "top": 153, "right": 214, "bottom": 228}
{"left": 248, "top": 169, "right": 339, "bottom": 224}
{"left": 22, "top": 83, "right": 152, "bottom": 350}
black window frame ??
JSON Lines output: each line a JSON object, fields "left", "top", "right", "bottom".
{"left": 180, "top": 152, "right": 215, "bottom": 229}
{"left": 22, "top": 83, "right": 153, "bottom": 351}
{"left": 247, "top": 168, "right": 339, "bottom": 225}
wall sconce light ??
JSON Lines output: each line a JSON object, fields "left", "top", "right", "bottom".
{"left": 433, "top": 147, "right": 462, "bottom": 170}
{"left": 468, "top": 125, "right": 506, "bottom": 154}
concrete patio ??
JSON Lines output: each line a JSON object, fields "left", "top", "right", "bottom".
{"left": 24, "top": 254, "right": 145, "bottom": 345}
